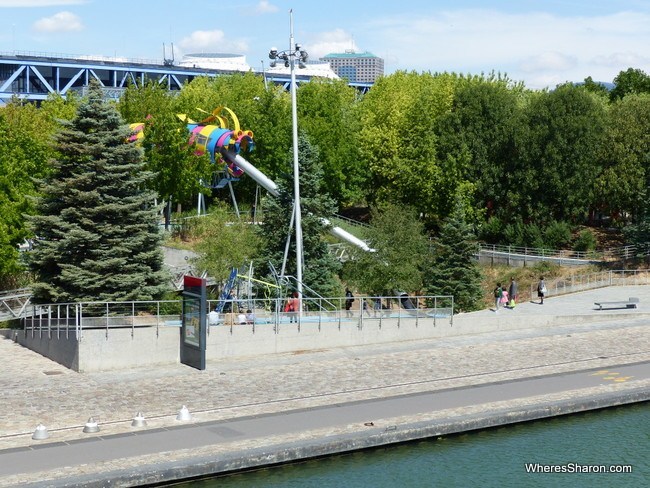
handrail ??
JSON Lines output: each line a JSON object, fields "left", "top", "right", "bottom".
{"left": 331, "top": 213, "right": 370, "bottom": 228}
{"left": 527, "top": 269, "right": 650, "bottom": 301}
{"left": 478, "top": 242, "right": 650, "bottom": 262}
{"left": 23, "top": 294, "right": 455, "bottom": 339}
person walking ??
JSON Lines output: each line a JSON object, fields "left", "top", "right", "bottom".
{"left": 345, "top": 288, "right": 355, "bottom": 318}
{"left": 537, "top": 277, "right": 547, "bottom": 304}
{"left": 373, "top": 297, "right": 382, "bottom": 317}
{"left": 508, "top": 277, "right": 518, "bottom": 308}
{"left": 493, "top": 283, "right": 503, "bottom": 312}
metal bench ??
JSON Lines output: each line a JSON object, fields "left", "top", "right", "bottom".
{"left": 594, "top": 297, "right": 639, "bottom": 310}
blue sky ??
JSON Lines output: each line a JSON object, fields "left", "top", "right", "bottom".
{"left": 1, "top": 0, "right": 649, "bottom": 89}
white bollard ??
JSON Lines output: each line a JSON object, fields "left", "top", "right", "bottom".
{"left": 176, "top": 405, "right": 192, "bottom": 421}
{"left": 131, "top": 412, "right": 147, "bottom": 428}
{"left": 32, "top": 424, "right": 50, "bottom": 440}
{"left": 82, "top": 417, "right": 100, "bottom": 433}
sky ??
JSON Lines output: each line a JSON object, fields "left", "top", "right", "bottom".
{"left": 1, "top": 0, "right": 649, "bottom": 89}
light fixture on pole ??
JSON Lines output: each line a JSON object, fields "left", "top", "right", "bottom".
{"left": 269, "top": 9, "right": 308, "bottom": 309}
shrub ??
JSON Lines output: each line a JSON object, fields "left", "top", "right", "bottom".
{"left": 478, "top": 216, "right": 504, "bottom": 244}
{"left": 544, "top": 221, "right": 573, "bottom": 249}
{"left": 522, "top": 223, "right": 545, "bottom": 249}
{"left": 573, "top": 229, "right": 598, "bottom": 252}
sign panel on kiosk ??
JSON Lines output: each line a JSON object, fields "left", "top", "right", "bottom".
{"left": 181, "top": 275, "right": 207, "bottom": 370}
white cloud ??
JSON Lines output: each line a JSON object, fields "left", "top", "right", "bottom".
{"left": 592, "top": 51, "right": 650, "bottom": 67}
{"left": 307, "top": 29, "right": 358, "bottom": 60}
{"left": 33, "top": 11, "right": 83, "bottom": 33}
{"left": 364, "top": 8, "right": 650, "bottom": 88}
{"left": 179, "top": 30, "right": 248, "bottom": 54}
{"left": 519, "top": 52, "right": 577, "bottom": 73}
{"left": 0, "top": 0, "right": 86, "bottom": 6}
{"left": 254, "top": 0, "right": 277, "bottom": 14}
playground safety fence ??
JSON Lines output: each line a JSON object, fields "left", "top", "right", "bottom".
{"left": 22, "top": 295, "right": 454, "bottom": 340}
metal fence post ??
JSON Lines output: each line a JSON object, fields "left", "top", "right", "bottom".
{"left": 47, "top": 305, "right": 51, "bottom": 339}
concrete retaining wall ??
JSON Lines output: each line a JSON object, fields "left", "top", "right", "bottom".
{"left": 9, "top": 308, "right": 648, "bottom": 372}
{"left": 207, "top": 316, "right": 451, "bottom": 359}
{"left": 8, "top": 328, "right": 80, "bottom": 371}
{"left": 76, "top": 327, "right": 179, "bottom": 373}
{"left": 4, "top": 326, "right": 179, "bottom": 373}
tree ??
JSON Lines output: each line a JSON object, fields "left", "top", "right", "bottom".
{"left": 142, "top": 110, "right": 211, "bottom": 227}
{"left": 192, "top": 203, "right": 261, "bottom": 281}
{"left": 119, "top": 83, "right": 212, "bottom": 225}
{"left": 0, "top": 101, "right": 54, "bottom": 288}
{"left": 513, "top": 84, "right": 607, "bottom": 223}
{"left": 256, "top": 133, "right": 342, "bottom": 298}
{"left": 357, "top": 71, "right": 456, "bottom": 223}
{"left": 342, "top": 202, "right": 428, "bottom": 296}
{"left": 594, "top": 94, "right": 650, "bottom": 223}
{"left": 297, "top": 79, "right": 366, "bottom": 205}
{"left": 28, "top": 80, "right": 168, "bottom": 303}
{"left": 435, "top": 75, "right": 522, "bottom": 224}
{"left": 610, "top": 68, "right": 650, "bottom": 101}
{"left": 581, "top": 76, "right": 610, "bottom": 97}
{"left": 424, "top": 200, "right": 484, "bottom": 313}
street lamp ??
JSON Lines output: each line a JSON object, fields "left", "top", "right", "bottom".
{"left": 269, "top": 9, "right": 308, "bottom": 309}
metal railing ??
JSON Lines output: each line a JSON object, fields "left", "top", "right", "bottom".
{"left": 527, "top": 269, "right": 650, "bottom": 301}
{"left": 478, "top": 243, "right": 650, "bottom": 263}
{"left": 23, "top": 294, "right": 453, "bottom": 340}
{"left": 0, "top": 50, "right": 162, "bottom": 66}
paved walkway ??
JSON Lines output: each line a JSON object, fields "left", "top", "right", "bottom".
{"left": 1, "top": 286, "right": 649, "bottom": 486}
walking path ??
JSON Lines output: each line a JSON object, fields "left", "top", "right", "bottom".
{"left": 1, "top": 286, "right": 649, "bottom": 486}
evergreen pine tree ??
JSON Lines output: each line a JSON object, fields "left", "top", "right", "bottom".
{"left": 28, "top": 80, "right": 167, "bottom": 303}
{"left": 425, "top": 200, "right": 484, "bottom": 312}
{"left": 257, "top": 133, "right": 342, "bottom": 298}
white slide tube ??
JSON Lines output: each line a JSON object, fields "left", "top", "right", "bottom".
{"left": 221, "top": 150, "right": 373, "bottom": 252}
{"left": 222, "top": 151, "right": 279, "bottom": 197}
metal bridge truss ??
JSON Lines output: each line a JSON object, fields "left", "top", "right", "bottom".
{"left": 0, "top": 288, "right": 32, "bottom": 322}
{"left": 0, "top": 53, "right": 372, "bottom": 104}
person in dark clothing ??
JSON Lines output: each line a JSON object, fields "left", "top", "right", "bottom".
{"left": 345, "top": 288, "right": 354, "bottom": 318}
{"left": 508, "top": 277, "right": 518, "bottom": 308}
{"left": 537, "top": 277, "right": 547, "bottom": 304}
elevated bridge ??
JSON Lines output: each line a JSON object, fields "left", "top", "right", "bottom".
{"left": 0, "top": 288, "right": 31, "bottom": 322}
{"left": 0, "top": 51, "right": 373, "bottom": 104}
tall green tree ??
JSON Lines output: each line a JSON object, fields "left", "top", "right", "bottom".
{"left": 297, "top": 79, "right": 365, "bottom": 205}
{"left": 28, "top": 81, "right": 168, "bottom": 303}
{"left": 610, "top": 68, "right": 650, "bottom": 101}
{"left": 357, "top": 71, "right": 456, "bottom": 223}
{"left": 119, "top": 83, "right": 211, "bottom": 222}
{"left": 342, "top": 203, "right": 428, "bottom": 296}
{"left": 0, "top": 101, "right": 54, "bottom": 288}
{"left": 424, "top": 199, "right": 484, "bottom": 313}
{"left": 256, "top": 133, "right": 342, "bottom": 298}
{"left": 435, "top": 75, "right": 522, "bottom": 223}
{"left": 595, "top": 94, "right": 650, "bottom": 222}
{"left": 513, "top": 84, "right": 607, "bottom": 223}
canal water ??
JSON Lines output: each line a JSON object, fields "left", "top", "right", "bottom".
{"left": 176, "top": 403, "right": 648, "bottom": 487}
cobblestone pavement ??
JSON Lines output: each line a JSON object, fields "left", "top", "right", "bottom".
{"left": 1, "top": 286, "right": 649, "bottom": 456}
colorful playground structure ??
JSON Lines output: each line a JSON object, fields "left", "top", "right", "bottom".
{"left": 129, "top": 107, "right": 371, "bottom": 251}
